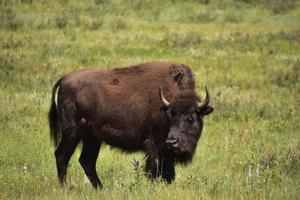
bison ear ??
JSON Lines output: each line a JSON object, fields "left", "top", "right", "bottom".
{"left": 160, "top": 105, "right": 169, "bottom": 112}
{"left": 197, "top": 106, "right": 213, "bottom": 117}
{"left": 160, "top": 105, "right": 171, "bottom": 119}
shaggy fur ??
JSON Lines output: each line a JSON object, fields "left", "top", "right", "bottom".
{"left": 48, "top": 61, "right": 213, "bottom": 188}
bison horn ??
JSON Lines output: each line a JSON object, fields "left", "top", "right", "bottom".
{"left": 197, "top": 85, "right": 210, "bottom": 109}
{"left": 159, "top": 87, "right": 170, "bottom": 107}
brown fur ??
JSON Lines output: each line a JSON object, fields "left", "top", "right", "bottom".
{"left": 48, "top": 61, "right": 212, "bottom": 188}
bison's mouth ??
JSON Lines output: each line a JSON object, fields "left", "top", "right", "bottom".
{"left": 165, "top": 138, "right": 185, "bottom": 154}
{"left": 166, "top": 138, "right": 194, "bottom": 162}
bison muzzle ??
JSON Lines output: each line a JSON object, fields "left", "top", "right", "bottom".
{"left": 48, "top": 61, "right": 213, "bottom": 188}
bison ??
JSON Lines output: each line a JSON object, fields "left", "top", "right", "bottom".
{"left": 48, "top": 61, "right": 213, "bottom": 188}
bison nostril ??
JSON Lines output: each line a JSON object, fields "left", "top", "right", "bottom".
{"left": 165, "top": 137, "right": 179, "bottom": 145}
{"left": 166, "top": 137, "right": 181, "bottom": 152}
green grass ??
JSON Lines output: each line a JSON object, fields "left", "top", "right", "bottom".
{"left": 0, "top": 0, "right": 299, "bottom": 199}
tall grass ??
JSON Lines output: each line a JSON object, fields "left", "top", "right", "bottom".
{"left": 0, "top": 0, "right": 299, "bottom": 199}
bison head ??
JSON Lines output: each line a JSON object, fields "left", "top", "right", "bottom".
{"left": 160, "top": 86, "right": 213, "bottom": 163}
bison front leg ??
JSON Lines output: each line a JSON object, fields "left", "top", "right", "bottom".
{"left": 144, "top": 153, "right": 175, "bottom": 183}
{"left": 144, "top": 138, "right": 161, "bottom": 179}
{"left": 160, "top": 153, "right": 175, "bottom": 183}
{"left": 143, "top": 138, "right": 175, "bottom": 182}
{"left": 145, "top": 156, "right": 160, "bottom": 179}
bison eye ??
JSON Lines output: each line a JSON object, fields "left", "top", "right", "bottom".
{"left": 186, "top": 115, "right": 194, "bottom": 123}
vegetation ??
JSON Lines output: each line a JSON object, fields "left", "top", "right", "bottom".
{"left": 0, "top": 0, "right": 299, "bottom": 199}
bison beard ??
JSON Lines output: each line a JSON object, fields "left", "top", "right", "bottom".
{"left": 48, "top": 61, "right": 213, "bottom": 188}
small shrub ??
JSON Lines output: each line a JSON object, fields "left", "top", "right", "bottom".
{"left": 130, "top": 0, "right": 154, "bottom": 11}
{"left": 284, "top": 143, "right": 300, "bottom": 175}
{"left": 0, "top": 35, "right": 24, "bottom": 49}
{"left": 21, "top": 0, "right": 32, "bottom": 4}
{"left": 260, "top": 153, "right": 276, "bottom": 169}
{"left": 236, "top": 0, "right": 297, "bottom": 13}
{"left": 259, "top": 143, "right": 300, "bottom": 177}
{"left": 224, "top": 13, "right": 242, "bottom": 23}
{"left": 268, "top": 29, "right": 300, "bottom": 42}
{"left": 0, "top": 51, "right": 26, "bottom": 87}
{"left": 162, "top": 32, "right": 203, "bottom": 49}
{"left": 194, "top": 0, "right": 210, "bottom": 4}
{"left": 0, "top": 10, "right": 24, "bottom": 30}
{"left": 233, "top": 0, "right": 261, "bottom": 4}
{"left": 55, "top": 11, "right": 81, "bottom": 29}
{"left": 111, "top": 18, "right": 128, "bottom": 32}
{"left": 128, "top": 0, "right": 161, "bottom": 19}
{"left": 272, "top": 61, "right": 300, "bottom": 87}
{"left": 265, "top": 0, "right": 296, "bottom": 14}
{"left": 55, "top": 13, "right": 68, "bottom": 29}
{"left": 33, "top": 16, "right": 52, "bottom": 30}
{"left": 84, "top": 18, "right": 103, "bottom": 31}
{"left": 94, "top": 0, "right": 108, "bottom": 5}
{"left": 0, "top": 51, "right": 24, "bottom": 70}
{"left": 189, "top": 11, "right": 217, "bottom": 23}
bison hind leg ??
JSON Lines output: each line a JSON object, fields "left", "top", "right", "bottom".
{"left": 55, "top": 127, "right": 81, "bottom": 186}
{"left": 79, "top": 135, "right": 102, "bottom": 188}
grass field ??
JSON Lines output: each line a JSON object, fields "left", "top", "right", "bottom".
{"left": 0, "top": 0, "right": 300, "bottom": 199}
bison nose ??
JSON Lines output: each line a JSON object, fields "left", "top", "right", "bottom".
{"left": 166, "top": 137, "right": 179, "bottom": 146}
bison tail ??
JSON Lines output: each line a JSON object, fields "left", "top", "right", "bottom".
{"left": 48, "top": 78, "right": 62, "bottom": 147}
